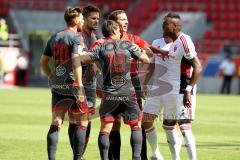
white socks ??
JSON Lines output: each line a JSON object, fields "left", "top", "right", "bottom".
{"left": 180, "top": 124, "right": 197, "bottom": 160}
{"left": 145, "top": 126, "right": 164, "bottom": 160}
{"left": 163, "top": 125, "right": 181, "bottom": 160}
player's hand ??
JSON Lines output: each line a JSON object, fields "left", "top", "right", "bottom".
{"left": 48, "top": 73, "right": 54, "bottom": 79}
{"left": 75, "top": 86, "right": 85, "bottom": 105}
{"left": 161, "top": 51, "right": 169, "bottom": 61}
{"left": 156, "top": 51, "right": 169, "bottom": 61}
{"left": 183, "top": 91, "right": 192, "bottom": 108}
{"left": 76, "top": 95, "right": 85, "bottom": 106}
{"left": 142, "top": 85, "right": 148, "bottom": 100}
{"left": 132, "top": 44, "right": 141, "bottom": 52}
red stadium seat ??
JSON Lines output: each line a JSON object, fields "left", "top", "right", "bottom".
{"left": 212, "top": 3, "right": 221, "bottom": 12}
{"left": 213, "top": 21, "right": 221, "bottom": 30}
{"left": 231, "top": 12, "right": 239, "bottom": 20}
{"left": 221, "top": 13, "right": 231, "bottom": 20}
{"left": 211, "top": 12, "right": 221, "bottom": 20}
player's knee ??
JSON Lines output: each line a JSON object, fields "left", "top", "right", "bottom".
{"left": 100, "top": 122, "right": 113, "bottom": 133}
{"left": 78, "top": 120, "right": 88, "bottom": 128}
{"left": 178, "top": 119, "right": 192, "bottom": 132}
{"left": 129, "top": 119, "right": 141, "bottom": 129}
{"left": 142, "top": 112, "right": 157, "bottom": 123}
{"left": 112, "top": 120, "right": 121, "bottom": 131}
{"left": 71, "top": 113, "right": 89, "bottom": 127}
{"left": 162, "top": 119, "right": 177, "bottom": 131}
{"left": 142, "top": 121, "right": 154, "bottom": 130}
{"left": 163, "top": 119, "right": 177, "bottom": 126}
{"left": 130, "top": 123, "right": 141, "bottom": 130}
{"left": 178, "top": 119, "right": 191, "bottom": 126}
{"left": 51, "top": 117, "right": 63, "bottom": 128}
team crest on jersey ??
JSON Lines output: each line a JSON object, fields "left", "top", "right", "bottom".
{"left": 55, "top": 65, "right": 66, "bottom": 76}
{"left": 174, "top": 45, "right": 177, "bottom": 52}
{"left": 111, "top": 75, "right": 126, "bottom": 87}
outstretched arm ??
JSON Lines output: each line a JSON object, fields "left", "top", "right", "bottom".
{"left": 150, "top": 45, "right": 169, "bottom": 60}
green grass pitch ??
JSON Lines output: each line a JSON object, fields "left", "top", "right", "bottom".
{"left": 0, "top": 87, "right": 240, "bottom": 160}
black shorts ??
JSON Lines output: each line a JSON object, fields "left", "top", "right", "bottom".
{"left": 99, "top": 95, "right": 142, "bottom": 125}
{"left": 52, "top": 92, "right": 87, "bottom": 114}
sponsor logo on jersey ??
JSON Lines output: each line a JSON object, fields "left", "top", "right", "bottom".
{"left": 55, "top": 65, "right": 66, "bottom": 76}
{"left": 111, "top": 75, "right": 126, "bottom": 87}
{"left": 174, "top": 45, "right": 177, "bottom": 52}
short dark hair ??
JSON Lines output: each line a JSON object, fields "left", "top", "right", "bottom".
{"left": 64, "top": 7, "right": 82, "bottom": 25}
{"left": 165, "top": 12, "right": 181, "bottom": 19}
{"left": 82, "top": 5, "right": 100, "bottom": 18}
{"left": 108, "top": 10, "right": 126, "bottom": 21}
{"left": 102, "top": 20, "right": 119, "bottom": 38}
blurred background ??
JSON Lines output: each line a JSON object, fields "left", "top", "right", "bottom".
{"left": 0, "top": 0, "right": 240, "bottom": 94}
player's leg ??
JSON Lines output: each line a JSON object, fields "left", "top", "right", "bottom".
{"left": 142, "top": 96, "right": 164, "bottom": 160}
{"left": 68, "top": 121, "right": 76, "bottom": 149}
{"left": 82, "top": 89, "right": 97, "bottom": 155}
{"left": 178, "top": 120, "right": 196, "bottom": 160}
{"left": 131, "top": 74, "right": 148, "bottom": 160}
{"left": 83, "top": 121, "right": 91, "bottom": 154}
{"left": 129, "top": 121, "right": 143, "bottom": 160}
{"left": 122, "top": 99, "right": 143, "bottom": 160}
{"left": 72, "top": 112, "right": 89, "bottom": 160}
{"left": 108, "top": 119, "right": 121, "bottom": 160}
{"left": 143, "top": 113, "right": 163, "bottom": 160}
{"left": 178, "top": 95, "right": 197, "bottom": 160}
{"left": 68, "top": 89, "right": 96, "bottom": 154}
{"left": 99, "top": 121, "right": 114, "bottom": 160}
{"left": 99, "top": 99, "right": 118, "bottom": 160}
{"left": 162, "top": 94, "right": 181, "bottom": 160}
{"left": 163, "top": 119, "right": 179, "bottom": 160}
{"left": 69, "top": 98, "right": 89, "bottom": 160}
{"left": 47, "top": 93, "right": 68, "bottom": 160}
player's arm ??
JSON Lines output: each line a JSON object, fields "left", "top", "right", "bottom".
{"left": 129, "top": 43, "right": 150, "bottom": 64}
{"left": 138, "top": 51, "right": 150, "bottom": 63}
{"left": 142, "top": 57, "right": 155, "bottom": 98}
{"left": 72, "top": 36, "right": 85, "bottom": 103}
{"left": 132, "top": 35, "right": 154, "bottom": 57}
{"left": 183, "top": 38, "right": 202, "bottom": 108}
{"left": 184, "top": 56, "right": 202, "bottom": 108}
{"left": 89, "top": 40, "right": 103, "bottom": 76}
{"left": 188, "top": 56, "right": 202, "bottom": 88}
{"left": 40, "top": 39, "right": 53, "bottom": 78}
{"left": 150, "top": 45, "right": 169, "bottom": 60}
{"left": 80, "top": 42, "right": 101, "bottom": 64}
{"left": 40, "top": 55, "right": 52, "bottom": 78}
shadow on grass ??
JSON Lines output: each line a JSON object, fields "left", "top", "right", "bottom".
{"left": 197, "top": 141, "right": 240, "bottom": 150}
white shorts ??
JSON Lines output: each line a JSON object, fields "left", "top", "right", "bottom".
{"left": 143, "top": 94, "right": 196, "bottom": 120}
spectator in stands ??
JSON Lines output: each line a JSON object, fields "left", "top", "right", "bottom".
{"left": 0, "top": 18, "right": 9, "bottom": 41}
{"left": 0, "top": 54, "right": 4, "bottom": 84}
{"left": 220, "top": 55, "right": 236, "bottom": 94}
{"left": 16, "top": 54, "right": 29, "bottom": 86}
{"left": 102, "top": 4, "right": 110, "bottom": 20}
{"left": 238, "top": 66, "right": 240, "bottom": 94}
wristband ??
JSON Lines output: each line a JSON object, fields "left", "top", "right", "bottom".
{"left": 185, "top": 85, "right": 193, "bottom": 92}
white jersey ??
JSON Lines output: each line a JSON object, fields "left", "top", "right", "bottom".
{"left": 168, "top": 32, "right": 197, "bottom": 94}
{"left": 148, "top": 38, "right": 173, "bottom": 96}
{"left": 149, "top": 33, "right": 197, "bottom": 96}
